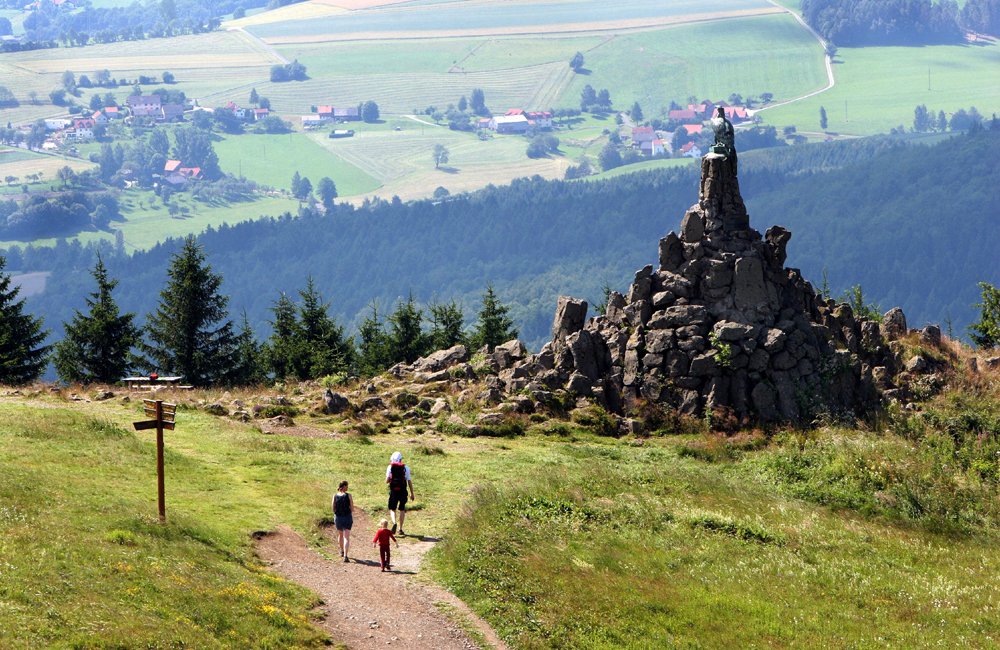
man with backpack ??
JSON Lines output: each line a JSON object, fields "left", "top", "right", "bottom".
{"left": 385, "top": 451, "right": 415, "bottom": 535}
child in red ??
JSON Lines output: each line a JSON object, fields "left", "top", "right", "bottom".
{"left": 372, "top": 518, "right": 398, "bottom": 572}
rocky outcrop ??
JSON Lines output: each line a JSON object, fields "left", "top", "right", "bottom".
{"left": 527, "top": 149, "right": 905, "bottom": 422}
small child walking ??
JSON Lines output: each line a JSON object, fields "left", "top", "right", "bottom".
{"left": 372, "top": 518, "right": 398, "bottom": 572}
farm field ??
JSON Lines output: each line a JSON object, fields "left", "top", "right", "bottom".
{"left": 224, "top": 1, "right": 346, "bottom": 29}
{"left": 561, "top": 14, "right": 827, "bottom": 114}
{"left": 247, "top": 0, "right": 777, "bottom": 42}
{"left": 212, "top": 132, "right": 381, "bottom": 195}
{"left": 303, "top": 121, "right": 571, "bottom": 202}
{"left": 0, "top": 149, "right": 94, "bottom": 184}
{"left": 757, "top": 40, "right": 1000, "bottom": 135}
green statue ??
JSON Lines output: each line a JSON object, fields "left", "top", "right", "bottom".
{"left": 709, "top": 106, "right": 738, "bottom": 175}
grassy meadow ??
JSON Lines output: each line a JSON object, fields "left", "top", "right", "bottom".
{"left": 757, "top": 40, "right": 1000, "bottom": 135}
{"left": 5, "top": 336, "right": 1000, "bottom": 648}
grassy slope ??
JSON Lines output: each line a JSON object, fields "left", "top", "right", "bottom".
{"left": 212, "top": 132, "right": 381, "bottom": 195}
{"left": 5, "top": 341, "right": 1000, "bottom": 648}
{"left": 560, "top": 14, "right": 827, "bottom": 113}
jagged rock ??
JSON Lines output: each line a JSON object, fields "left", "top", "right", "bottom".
{"left": 204, "top": 403, "right": 228, "bottom": 416}
{"left": 496, "top": 340, "right": 528, "bottom": 360}
{"left": 765, "top": 225, "right": 791, "bottom": 267}
{"left": 659, "top": 231, "right": 684, "bottom": 272}
{"left": 412, "top": 344, "right": 469, "bottom": 372}
{"left": 414, "top": 369, "right": 451, "bottom": 383}
{"left": 628, "top": 265, "right": 654, "bottom": 304}
{"left": 761, "top": 328, "right": 786, "bottom": 353}
{"left": 751, "top": 383, "right": 777, "bottom": 421}
{"left": 476, "top": 388, "right": 504, "bottom": 403}
{"left": 476, "top": 412, "right": 504, "bottom": 425}
{"left": 265, "top": 415, "right": 292, "bottom": 427}
{"left": 491, "top": 348, "right": 514, "bottom": 370}
{"left": 680, "top": 209, "right": 704, "bottom": 243}
{"left": 507, "top": 395, "right": 534, "bottom": 414}
{"left": 920, "top": 325, "right": 941, "bottom": 347}
{"left": 93, "top": 391, "right": 114, "bottom": 401}
{"left": 905, "top": 355, "right": 928, "bottom": 374}
{"left": 651, "top": 291, "right": 676, "bottom": 308}
{"left": 553, "top": 297, "right": 588, "bottom": 342}
{"left": 985, "top": 357, "right": 1000, "bottom": 370}
{"left": 883, "top": 307, "right": 908, "bottom": 340}
{"left": 606, "top": 291, "right": 628, "bottom": 324}
{"left": 713, "top": 321, "right": 753, "bottom": 342}
{"left": 323, "top": 389, "right": 350, "bottom": 414}
{"left": 565, "top": 372, "right": 592, "bottom": 396}
{"left": 429, "top": 399, "right": 451, "bottom": 416}
{"left": 232, "top": 411, "right": 251, "bottom": 422}
{"left": 231, "top": 398, "right": 245, "bottom": 408}
{"left": 360, "top": 396, "right": 385, "bottom": 411}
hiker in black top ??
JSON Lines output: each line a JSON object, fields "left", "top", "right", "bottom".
{"left": 332, "top": 480, "right": 354, "bottom": 562}
{"left": 385, "top": 451, "right": 414, "bottom": 535}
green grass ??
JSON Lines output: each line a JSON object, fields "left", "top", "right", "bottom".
{"left": 212, "top": 132, "right": 381, "bottom": 195}
{"left": 273, "top": 38, "right": 480, "bottom": 77}
{"left": 584, "top": 156, "right": 696, "bottom": 181}
{"left": 560, "top": 14, "right": 827, "bottom": 115}
{"left": 758, "top": 41, "right": 1000, "bottom": 136}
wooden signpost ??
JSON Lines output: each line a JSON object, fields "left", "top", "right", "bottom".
{"left": 133, "top": 399, "right": 176, "bottom": 524}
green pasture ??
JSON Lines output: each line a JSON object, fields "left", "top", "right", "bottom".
{"left": 6, "top": 380, "right": 1000, "bottom": 648}
{"left": 758, "top": 40, "right": 1000, "bottom": 136}
{"left": 212, "top": 132, "right": 381, "bottom": 195}
{"left": 560, "top": 14, "right": 826, "bottom": 115}
{"left": 584, "top": 156, "right": 696, "bottom": 181}
{"left": 273, "top": 38, "right": 480, "bottom": 77}
{"left": 455, "top": 36, "right": 605, "bottom": 72}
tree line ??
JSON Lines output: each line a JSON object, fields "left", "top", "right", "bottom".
{"left": 0, "top": 238, "right": 519, "bottom": 387}
{"left": 801, "top": 0, "right": 984, "bottom": 46}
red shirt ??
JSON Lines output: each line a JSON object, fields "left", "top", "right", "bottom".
{"left": 373, "top": 529, "right": 396, "bottom": 547}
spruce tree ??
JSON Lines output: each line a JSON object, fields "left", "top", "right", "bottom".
{"left": 265, "top": 291, "right": 300, "bottom": 380}
{"left": 356, "top": 300, "right": 393, "bottom": 377}
{"left": 0, "top": 255, "right": 50, "bottom": 384}
{"left": 428, "top": 299, "right": 466, "bottom": 351}
{"left": 387, "top": 292, "right": 429, "bottom": 364}
{"left": 140, "top": 236, "right": 237, "bottom": 386}
{"left": 470, "top": 283, "right": 518, "bottom": 350}
{"left": 228, "top": 310, "right": 266, "bottom": 386}
{"left": 295, "top": 276, "right": 353, "bottom": 378}
{"left": 969, "top": 282, "right": 1000, "bottom": 349}
{"left": 53, "top": 253, "right": 140, "bottom": 384}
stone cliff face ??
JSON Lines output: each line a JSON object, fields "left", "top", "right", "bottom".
{"left": 538, "top": 151, "right": 900, "bottom": 422}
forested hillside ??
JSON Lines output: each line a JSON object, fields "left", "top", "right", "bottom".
{"left": 14, "top": 130, "right": 999, "bottom": 355}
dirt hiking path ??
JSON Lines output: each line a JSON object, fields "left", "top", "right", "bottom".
{"left": 256, "top": 510, "right": 510, "bottom": 650}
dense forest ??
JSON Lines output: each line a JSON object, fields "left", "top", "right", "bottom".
{"left": 802, "top": 0, "right": 962, "bottom": 46}
{"left": 8, "top": 130, "right": 999, "bottom": 362}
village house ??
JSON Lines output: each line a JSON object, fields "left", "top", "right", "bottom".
{"left": 73, "top": 118, "right": 95, "bottom": 130}
{"left": 651, "top": 139, "right": 665, "bottom": 155}
{"left": 488, "top": 114, "right": 529, "bottom": 134}
{"left": 722, "top": 106, "right": 750, "bottom": 122}
{"left": 104, "top": 106, "right": 120, "bottom": 119}
{"left": 253, "top": 108, "right": 269, "bottom": 120}
{"left": 44, "top": 118, "right": 70, "bottom": 130}
{"left": 66, "top": 126, "right": 93, "bottom": 139}
{"left": 333, "top": 107, "right": 359, "bottom": 121}
{"left": 222, "top": 102, "right": 246, "bottom": 119}
{"left": 92, "top": 110, "right": 108, "bottom": 124}
{"left": 476, "top": 118, "right": 491, "bottom": 130}
{"left": 160, "top": 104, "right": 184, "bottom": 122}
{"left": 631, "top": 126, "right": 655, "bottom": 148}
{"left": 525, "top": 111, "right": 553, "bottom": 127}
{"left": 668, "top": 108, "right": 697, "bottom": 121}
{"left": 127, "top": 95, "right": 162, "bottom": 118}
{"left": 680, "top": 142, "right": 702, "bottom": 158}
{"left": 302, "top": 115, "right": 322, "bottom": 128}
{"left": 317, "top": 106, "right": 334, "bottom": 121}
{"left": 682, "top": 124, "right": 703, "bottom": 136}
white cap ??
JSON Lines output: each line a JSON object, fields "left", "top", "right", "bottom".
{"left": 391, "top": 451, "right": 403, "bottom": 463}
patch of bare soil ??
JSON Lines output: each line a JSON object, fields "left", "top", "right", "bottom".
{"left": 256, "top": 509, "right": 509, "bottom": 650}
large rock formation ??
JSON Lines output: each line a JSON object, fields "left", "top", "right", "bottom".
{"left": 536, "top": 151, "right": 900, "bottom": 422}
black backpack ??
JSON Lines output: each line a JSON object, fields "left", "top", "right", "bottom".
{"left": 389, "top": 462, "right": 407, "bottom": 491}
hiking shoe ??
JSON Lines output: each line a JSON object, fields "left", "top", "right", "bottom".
{"left": 398, "top": 529, "right": 405, "bottom": 536}
{"left": 340, "top": 549, "right": 344, "bottom": 556}
{"left": 343, "top": 556, "right": 349, "bottom": 563}
{"left": 390, "top": 523, "right": 397, "bottom": 534}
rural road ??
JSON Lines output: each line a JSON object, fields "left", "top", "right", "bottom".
{"left": 402, "top": 115, "right": 445, "bottom": 127}
{"left": 754, "top": 0, "right": 835, "bottom": 113}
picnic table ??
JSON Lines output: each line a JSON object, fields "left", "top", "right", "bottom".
{"left": 122, "top": 376, "right": 190, "bottom": 392}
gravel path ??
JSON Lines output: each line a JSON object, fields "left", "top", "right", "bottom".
{"left": 256, "top": 510, "right": 509, "bottom": 650}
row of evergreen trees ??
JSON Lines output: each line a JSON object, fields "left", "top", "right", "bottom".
{"left": 0, "top": 238, "right": 518, "bottom": 387}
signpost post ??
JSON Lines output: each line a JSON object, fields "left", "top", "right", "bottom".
{"left": 133, "top": 399, "right": 176, "bottom": 524}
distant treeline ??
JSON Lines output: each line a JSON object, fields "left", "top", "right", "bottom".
{"left": 802, "top": 0, "right": 979, "bottom": 46}
{"left": 13, "top": 133, "right": 969, "bottom": 359}
{"left": 18, "top": 0, "right": 269, "bottom": 44}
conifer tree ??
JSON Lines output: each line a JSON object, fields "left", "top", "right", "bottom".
{"left": 969, "top": 282, "right": 1000, "bottom": 349}
{"left": 53, "top": 253, "right": 140, "bottom": 384}
{"left": 227, "top": 310, "right": 266, "bottom": 386}
{"left": 295, "top": 276, "right": 353, "bottom": 378}
{"left": 0, "top": 255, "right": 50, "bottom": 384}
{"left": 387, "top": 292, "right": 429, "bottom": 364}
{"left": 428, "top": 299, "right": 466, "bottom": 351}
{"left": 356, "top": 299, "right": 392, "bottom": 377}
{"left": 470, "top": 283, "right": 518, "bottom": 350}
{"left": 265, "top": 291, "right": 299, "bottom": 380}
{"left": 140, "top": 236, "right": 237, "bottom": 386}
